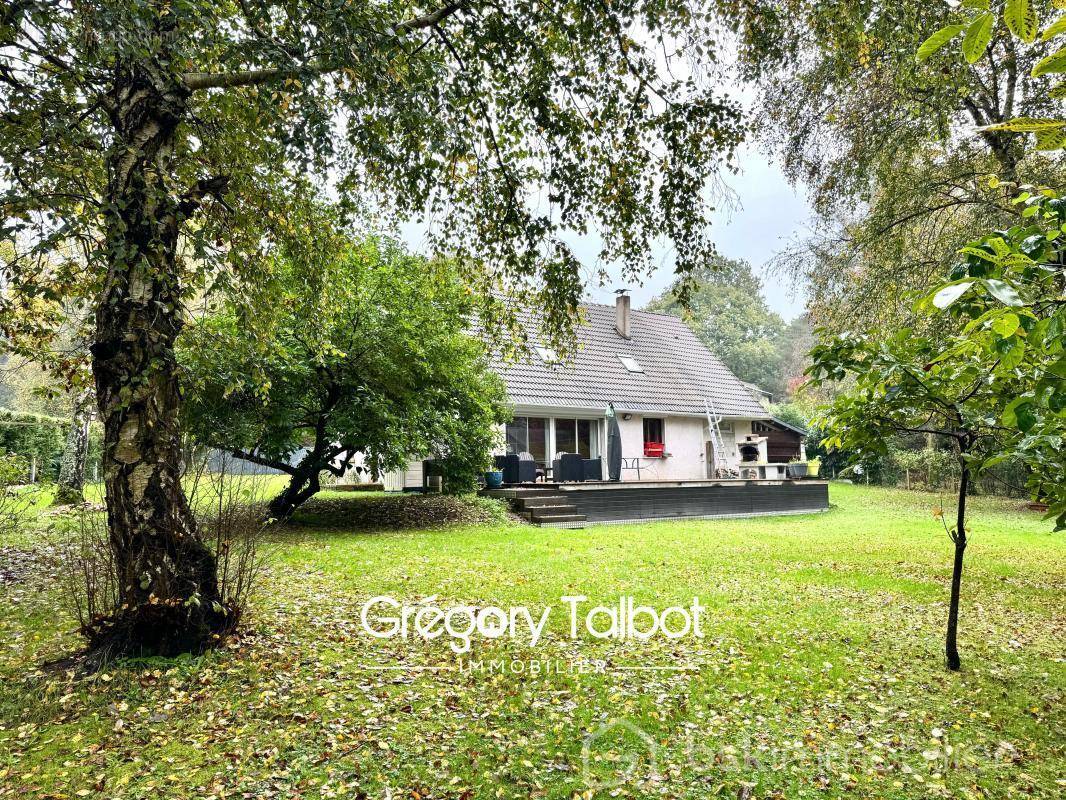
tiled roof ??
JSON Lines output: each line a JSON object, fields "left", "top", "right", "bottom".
{"left": 488, "top": 302, "right": 771, "bottom": 418}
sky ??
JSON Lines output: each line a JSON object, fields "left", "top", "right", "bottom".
{"left": 579, "top": 146, "right": 814, "bottom": 321}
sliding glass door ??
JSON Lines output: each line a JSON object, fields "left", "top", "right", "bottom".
{"left": 505, "top": 417, "right": 548, "bottom": 465}
{"left": 506, "top": 415, "right": 602, "bottom": 467}
{"left": 554, "top": 418, "right": 599, "bottom": 458}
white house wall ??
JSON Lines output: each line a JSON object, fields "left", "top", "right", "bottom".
{"left": 615, "top": 415, "right": 760, "bottom": 480}
{"left": 382, "top": 409, "right": 766, "bottom": 489}
{"left": 496, "top": 408, "right": 765, "bottom": 482}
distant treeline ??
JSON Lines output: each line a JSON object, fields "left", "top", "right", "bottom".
{"left": 0, "top": 408, "right": 101, "bottom": 482}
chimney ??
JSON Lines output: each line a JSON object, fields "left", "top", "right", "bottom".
{"left": 615, "top": 290, "right": 631, "bottom": 339}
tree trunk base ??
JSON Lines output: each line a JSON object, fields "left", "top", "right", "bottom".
{"left": 268, "top": 470, "right": 321, "bottom": 520}
{"left": 83, "top": 600, "right": 234, "bottom": 658}
{"left": 52, "top": 485, "right": 85, "bottom": 507}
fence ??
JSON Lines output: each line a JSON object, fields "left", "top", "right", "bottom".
{"left": 826, "top": 447, "right": 1029, "bottom": 499}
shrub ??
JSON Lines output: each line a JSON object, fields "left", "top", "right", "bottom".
{"left": 0, "top": 452, "right": 38, "bottom": 539}
{"left": 57, "top": 460, "right": 270, "bottom": 660}
{"left": 0, "top": 409, "right": 103, "bottom": 483}
{"left": 0, "top": 410, "right": 66, "bottom": 481}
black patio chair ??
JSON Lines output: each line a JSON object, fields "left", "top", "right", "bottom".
{"left": 582, "top": 458, "right": 603, "bottom": 481}
{"left": 553, "top": 452, "right": 585, "bottom": 482}
{"left": 494, "top": 453, "right": 537, "bottom": 484}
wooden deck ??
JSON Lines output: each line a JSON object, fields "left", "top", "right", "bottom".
{"left": 484, "top": 479, "right": 830, "bottom": 527}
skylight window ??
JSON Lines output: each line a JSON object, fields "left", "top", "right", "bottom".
{"left": 618, "top": 355, "right": 643, "bottom": 373}
{"left": 535, "top": 345, "right": 559, "bottom": 364}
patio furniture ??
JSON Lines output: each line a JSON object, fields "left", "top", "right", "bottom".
{"left": 494, "top": 453, "right": 537, "bottom": 484}
{"left": 553, "top": 453, "right": 604, "bottom": 482}
{"left": 553, "top": 452, "right": 584, "bottom": 482}
{"left": 582, "top": 458, "right": 603, "bottom": 481}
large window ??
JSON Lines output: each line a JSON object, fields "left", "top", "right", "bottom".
{"left": 554, "top": 418, "right": 598, "bottom": 458}
{"left": 505, "top": 417, "right": 548, "bottom": 464}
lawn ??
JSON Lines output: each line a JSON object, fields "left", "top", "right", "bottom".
{"left": 1, "top": 483, "right": 1062, "bottom": 799}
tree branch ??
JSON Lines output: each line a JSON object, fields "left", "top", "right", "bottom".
{"left": 182, "top": 2, "right": 466, "bottom": 91}
{"left": 230, "top": 448, "right": 297, "bottom": 475}
{"left": 178, "top": 175, "right": 232, "bottom": 216}
{"left": 394, "top": 1, "right": 465, "bottom": 33}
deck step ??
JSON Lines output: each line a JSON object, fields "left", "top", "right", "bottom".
{"left": 526, "top": 503, "right": 579, "bottom": 512}
{"left": 515, "top": 495, "right": 569, "bottom": 509}
{"left": 529, "top": 512, "right": 587, "bottom": 524}
{"left": 483, "top": 487, "right": 564, "bottom": 499}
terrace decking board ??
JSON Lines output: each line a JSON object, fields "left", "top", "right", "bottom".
{"left": 485, "top": 480, "right": 829, "bottom": 526}
{"left": 554, "top": 481, "right": 829, "bottom": 524}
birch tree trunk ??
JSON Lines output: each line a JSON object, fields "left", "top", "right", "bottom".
{"left": 55, "top": 392, "right": 92, "bottom": 505}
{"left": 88, "top": 65, "right": 226, "bottom": 655}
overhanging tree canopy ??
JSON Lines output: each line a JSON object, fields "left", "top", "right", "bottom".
{"left": 724, "top": 0, "right": 1065, "bottom": 334}
{"left": 1, "top": 1, "right": 744, "bottom": 654}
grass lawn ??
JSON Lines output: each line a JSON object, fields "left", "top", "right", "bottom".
{"left": 0, "top": 483, "right": 1062, "bottom": 798}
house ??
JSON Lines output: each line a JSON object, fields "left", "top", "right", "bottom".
{"left": 383, "top": 293, "right": 807, "bottom": 490}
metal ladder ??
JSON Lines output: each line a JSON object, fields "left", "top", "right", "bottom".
{"left": 704, "top": 397, "right": 727, "bottom": 478}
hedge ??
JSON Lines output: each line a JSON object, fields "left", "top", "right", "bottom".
{"left": 0, "top": 407, "right": 102, "bottom": 483}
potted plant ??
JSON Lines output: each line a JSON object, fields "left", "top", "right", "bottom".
{"left": 484, "top": 469, "right": 504, "bottom": 489}
{"left": 787, "top": 458, "right": 809, "bottom": 479}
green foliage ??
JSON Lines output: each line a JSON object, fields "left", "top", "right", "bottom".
{"left": 728, "top": 1, "right": 1064, "bottom": 336}
{"left": 645, "top": 258, "right": 791, "bottom": 398}
{"left": 808, "top": 327, "right": 1002, "bottom": 469}
{"left": 915, "top": 24, "right": 967, "bottom": 61}
{"left": 920, "top": 188, "right": 1066, "bottom": 528}
{"left": 180, "top": 217, "right": 508, "bottom": 509}
{"left": 1005, "top": 0, "right": 1040, "bottom": 43}
{"left": 0, "top": 0, "right": 746, "bottom": 351}
{"left": 1031, "top": 44, "right": 1066, "bottom": 75}
{"left": 1041, "top": 13, "right": 1066, "bottom": 41}
{"left": 0, "top": 451, "right": 27, "bottom": 487}
{"left": 0, "top": 451, "right": 38, "bottom": 538}
{"left": 962, "top": 13, "right": 996, "bottom": 64}
{"left": 0, "top": 408, "right": 67, "bottom": 481}
{"left": 925, "top": 0, "right": 1066, "bottom": 147}
{"left": 765, "top": 401, "right": 810, "bottom": 434}
{"left": 887, "top": 446, "right": 960, "bottom": 490}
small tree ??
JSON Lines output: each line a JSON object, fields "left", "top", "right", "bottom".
{"left": 180, "top": 227, "right": 507, "bottom": 518}
{"left": 808, "top": 0, "right": 1066, "bottom": 674}
{"left": 808, "top": 330, "right": 1016, "bottom": 670}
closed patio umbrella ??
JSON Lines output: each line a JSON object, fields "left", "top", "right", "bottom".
{"left": 606, "top": 403, "right": 622, "bottom": 481}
